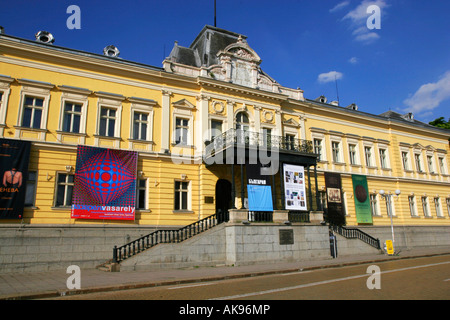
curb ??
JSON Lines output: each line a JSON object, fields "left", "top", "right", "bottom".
{"left": 2, "top": 252, "right": 449, "bottom": 300}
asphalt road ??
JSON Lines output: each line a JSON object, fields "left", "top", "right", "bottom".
{"left": 49, "top": 255, "right": 450, "bottom": 301}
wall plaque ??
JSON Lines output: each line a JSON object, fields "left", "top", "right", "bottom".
{"left": 279, "top": 229, "right": 294, "bottom": 245}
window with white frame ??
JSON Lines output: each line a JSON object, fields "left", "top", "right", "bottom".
{"left": 370, "top": 194, "right": 379, "bottom": 216}
{"left": 62, "top": 102, "right": 82, "bottom": 133}
{"left": 408, "top": 195, "right": 418, "bottom": 217}
{"left": 55, "top": 173, "right": 74, "bottom": 207}
{"left": 314, "top": 138, "right": 324, "bottom": 160}
{"left": 414, "top": 153, "right": 423, "bottom": 172}
{"left": 348, "top": 144, "right": 358, "bottom": 165}
{"left": 331, "top": 141, "right": 341, "bottom": 163}
{"left": 99, "top": 107, "right": 117, "bottom": 137}
{"left": 438, "top": 156, "right": 447, "bottom": 175}
{"left": 175, "top": 118, "right": 190, "bottom": 145}
{"left": 401, "top": 151, "right": 410, "bottom": 170}
{"left": 132, "top": 112, "right": 149, "bottom": 140}
{"left": 364, "top": 146, "right": 373, "bottom": 167}
{"left": 17, "top": 79, "right": 52, "bottom": 132}
{"left": 384, "top": 194, "right": 394, "bottom": 217}
{"left": 446, "top": 198, "right": 450, "bottom": 216}
{"left": 210, "top": 119, "right": 223, "bottom": 140}
{"left": 427, "top": 155, "right": 435, "bottom": 173}
{"left": 174, "top": 180, "right": 189, "bottom": 211}
{"left": 421, "top": 196, "right": 430, "bottom": 217}
{"left": 434, "top": 197, "right": 443, "bottom": 217}
{"left": 21, "top": 96, "right": 44, "bottom": 129}
{"left": 0, "top": 76, "right": 14, "bottom": 125}
{"left": 262, "top": 127, "right": 272, "bottom": 147}
{"left": 379, "top": 148, "right": 389, "bottom": 169}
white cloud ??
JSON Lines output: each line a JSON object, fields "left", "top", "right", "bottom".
{"left": 348, "top": 57, "right": 359, "bottom": 64}
{"left": 403, "top": 71, "right": 450, "bottom": 115}
{"left": 318, "top": 71, "right": 343, "bottom": 84}
{"left": 330, "top": 1, "right": 350, "bottom": 13}
{"left": 341, "top": 0, "right": 388, "bottom": 43}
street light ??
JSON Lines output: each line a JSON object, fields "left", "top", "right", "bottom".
{"left": 379, "top": 189, "right": 401, "bottom": 250}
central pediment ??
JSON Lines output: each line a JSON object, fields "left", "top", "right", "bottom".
{"left": 165, "top": 25, "right": 304, "bottom": 100}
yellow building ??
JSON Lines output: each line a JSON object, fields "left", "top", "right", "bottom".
{"left": 0, "top": 26, "right": 449, "bottom": 229}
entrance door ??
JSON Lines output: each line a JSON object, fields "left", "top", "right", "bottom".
{"left": 215, "top": 179, "right": 232, "bottom": 222}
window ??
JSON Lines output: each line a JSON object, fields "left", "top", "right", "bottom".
{"left": 62, "top": 102, "right": 82, "bottom": 133}
{"left": 384, "top": 194, "right": 394, "bottom": 217}
{"left": 314, "top": 139, "right": 323, "bottom": 160}
{"left": 262, "top": 128, "right": 272, "bottom": 147}
{"left": 235, "top": 112, "right": 249, "bottom": 132}
{"left": 364, "top": 146, "right": 373, "bottom": 167}
{"left": 421, "top": 196, "right": 430, "bottom": 217}
{"left": 55, "top": 173, "right": 74, "bottom": 207}
{"left": 136, "top": 179, "right": 147, "bottom": 210}
{"left": 402, "top": 151, "right": 410, "bottom": 170}
{"left": 99, "top": 107, "right": 117, "bottom": 137}
{"left": 24, "top": 171, "right": 37, "bottom": 207}
{"left": 175, "top": 118, "right": 189, "bottom": 145}
{"left": 285, "top": 134, "right": 295, "bottom": 151}
{"left": 379, "top": 148, "right": 388, "bottom": 169}
{"left": 133, "top": 112, "right": 148, "bottom": 140}
{"left": 349, "top": 144, "right": 357, "bottom": 165}
{"left": 446, "top": 198, "right": 450, "bottom": 217}
{"left": 174, "top": 181, "right": 189, "bottom": 211}
{"left": 210, "top": 120, "right": 222, "bottom": 140}
{"left": 414, "top": 153, "right": 423, "bottom": 172}
{"left": 434, "top": 197, "right": 443, "bottom": 217}
{"left": 427, "top": 155, "right": 434, "bottom": 173}
{"left": 332, "top": 141, "right": 340, "bottom": 163}
{"left": 438, "top": 157, "right": 446, "bottom": 174}
{"left": 22, "top": 96, "right": 44, "bottom": 129}
{"left": 370, "top": 194, "right": 379, "bottom": 216}
{"left": 236, "top": 112, "right": 249, "bottom": 144}
{"left": 408, "top": 195, "right": 418, "bottom": 217}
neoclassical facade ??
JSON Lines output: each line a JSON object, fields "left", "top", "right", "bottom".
{"left": 0, "top": 25, "right": 448, "bottom": 227}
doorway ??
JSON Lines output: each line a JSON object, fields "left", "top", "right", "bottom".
{"left": 215, "top": 179, "right": 232, "bottom": 222}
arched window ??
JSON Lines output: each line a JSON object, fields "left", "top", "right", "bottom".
{"left": 235, "top": 112, "right": 249, "bottom": 132}
{"left": 235, "top": 111, "right": 249, "bottom": 144}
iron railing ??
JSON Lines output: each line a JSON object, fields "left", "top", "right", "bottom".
{"left": 205, "top": 128, "right": 314, "bottom": 158}
{"left": 112, "top": 212, "right": 228, "bottom": 263}
{"left": 329, "top": 225, "right": 381, "bottom": 250}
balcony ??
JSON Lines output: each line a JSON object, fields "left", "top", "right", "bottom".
{"left": 204, "top": 128, "right": 315, "bottom": 163}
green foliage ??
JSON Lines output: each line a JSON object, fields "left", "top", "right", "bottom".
{"left": 429, "top": 117, "right": 450, "bottom": 129}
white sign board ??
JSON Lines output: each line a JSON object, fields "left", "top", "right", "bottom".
{"left": 283, "top": 164, "right": 307, "bottom": 211}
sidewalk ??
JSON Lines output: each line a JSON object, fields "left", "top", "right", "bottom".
{"left": 1, "top": 246, "right": 449, "bottom": 300}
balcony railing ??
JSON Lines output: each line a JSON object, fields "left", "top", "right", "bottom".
{"left": 205, "top": 129, "right": 314, "bottom": 158}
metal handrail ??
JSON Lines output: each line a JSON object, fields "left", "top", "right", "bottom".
{"left": 205, "top": 128, "right": 314, "bottom": 157}
{"left": 330, "top": 225, "right": 381, "bottom": 250}
{"left": 112, "top": 212, "right": 227, "bottom": 263}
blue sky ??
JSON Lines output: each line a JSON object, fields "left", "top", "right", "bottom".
{"left": 1, "top": 0, "right": 449, "bottom": 123}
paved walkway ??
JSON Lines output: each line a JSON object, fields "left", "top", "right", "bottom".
{"left": 1, "top": 246, "right": 449, "bottom": 300}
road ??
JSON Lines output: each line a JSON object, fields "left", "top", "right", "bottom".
{"left": 49, "top": 255, "right": 450, "bottom": 301}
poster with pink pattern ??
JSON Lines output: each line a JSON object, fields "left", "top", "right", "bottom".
{"left": 71, "top": 145, "right": 138, "bottom": 220}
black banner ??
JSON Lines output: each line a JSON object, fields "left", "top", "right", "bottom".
{"left": 324, "top": 172, "right": 345, "bottom": 226}
{"left": 0, "top": 138, "right": 31, "bottom": 219}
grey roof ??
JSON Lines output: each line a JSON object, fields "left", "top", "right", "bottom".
{"left": 168, "top": 25, "right": 246, "bottom": 67}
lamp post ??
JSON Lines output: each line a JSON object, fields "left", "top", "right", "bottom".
{"left": 379, "top": 189, "right": 401, "bottom": 247}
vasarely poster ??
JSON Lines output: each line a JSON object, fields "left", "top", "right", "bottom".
{"left": 71, "top": 145, "right": 138, "bottom": 220}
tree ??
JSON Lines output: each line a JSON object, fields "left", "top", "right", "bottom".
{"left": 429, "top": 117, "right": 450, "bottom": 142}
{"left": 429, "top": 117, "right": 450, "bottom": 130}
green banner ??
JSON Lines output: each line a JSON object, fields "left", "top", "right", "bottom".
{"left": 351, "top": 174, "right": 372, "bottom": 224}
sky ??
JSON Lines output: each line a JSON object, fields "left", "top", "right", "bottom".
{"left": 1, "top": 0, "right": 449, "bottom": 123}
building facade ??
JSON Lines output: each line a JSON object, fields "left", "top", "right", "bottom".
{"left": 0, "top": 26, "right": 449, "bottom": 228}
